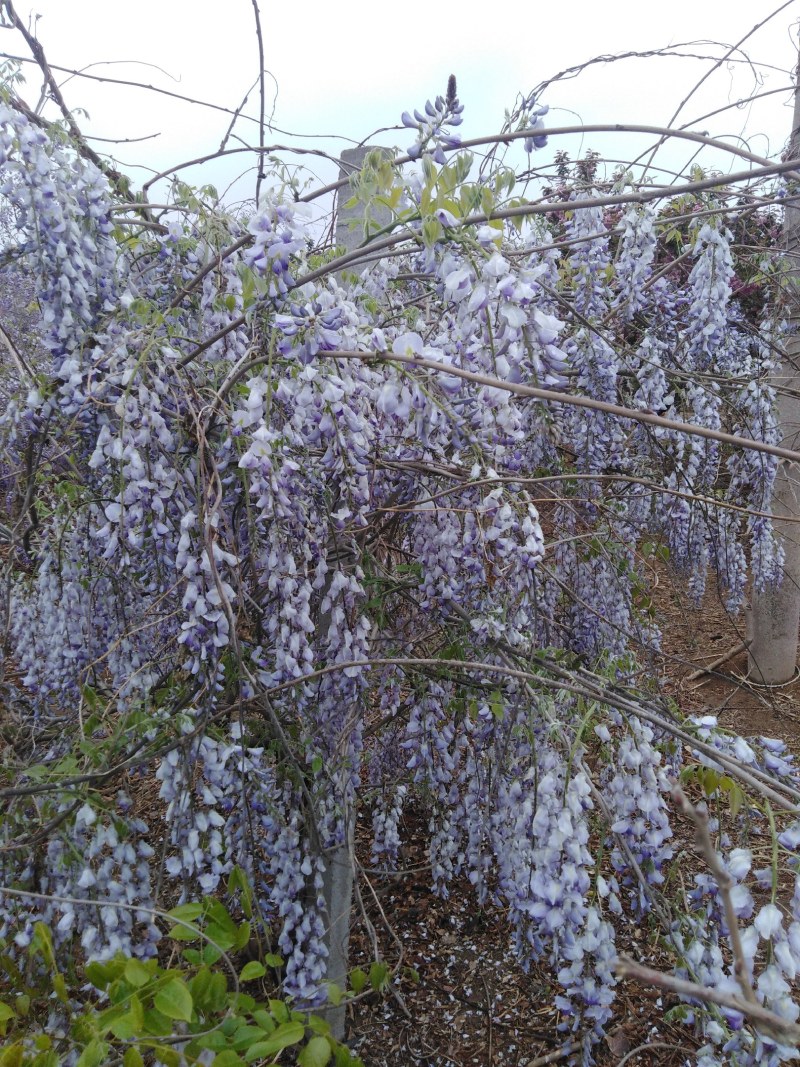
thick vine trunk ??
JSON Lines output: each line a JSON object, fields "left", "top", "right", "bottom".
{"left": 748, "top": 45, "right": 800, "bottom": 685}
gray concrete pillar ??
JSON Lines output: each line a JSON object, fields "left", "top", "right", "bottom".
{"left": 336, "top": 146, "right": 392, "bottom": 255}
{"left": 315, "top": 146, "right": 393, "bottom": 1040}
{"left": 748, "top": 454, "right": 800, "bottom": 684}
{"left": 748, "top": 39, "right": 800, "bottom": 685}
{"left": 319, "top": 826, "right": 355, "bottom": 1039}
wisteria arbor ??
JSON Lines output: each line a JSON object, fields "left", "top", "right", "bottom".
{"left": 4, "top": 9, "right": 800, "bottom": 1066}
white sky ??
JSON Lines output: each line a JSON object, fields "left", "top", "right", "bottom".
{"left": 1, "top": 0, "right": 798, "bottom": 203}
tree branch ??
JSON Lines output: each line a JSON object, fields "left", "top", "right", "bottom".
{"left": 1, "top": 1, "right": 128, "bottom": 195}
{"left": 616, "top": 957, "right": 799, "bottom": 1042}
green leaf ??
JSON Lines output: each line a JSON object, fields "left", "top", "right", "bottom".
{"left": 230, "top": 992, "right": 256, "bottom": 1014}
{"left": 76, "top": 1040, "right": 109, "bottom": 1067}
{"left": 167, "top": 903, "right": 204, "bottom": 922}
{"left": 220, "top": 1017, "right": 240, "bottom": 1037}
{"left": 0, "top": 953, "right": 26, "bottom": 991}
{"left": 207, "top": 972, "right": 229, "bottom": 1014}
{"left": 306, "top": 1015, "right": 331, "bottom": 1037}
{"left": 206, "top": 924, "right": 236, "bottom": 952}
{"left": 349, "top": 967, "right": 367, "bottom": 994}
{"left": 213, "top": 1054, "right": 246, "bottom": 1067}
{"left": 243, "top": 1021, "right": 305, "bottom": 1060}
{"left": 130, "top": 992, "right": 145, "bottom": 1030}
{"left": 325, "top": 981, "right": 342, "bottom": 1006}
{"left": 86, "top": 961, "right": 113, "bottom": 990}
{"left": 421, "top": 217, "right": 443, "bottom": 248}
{"left": 239, "top": 961, "right": 266, "bottom": 982}
{"left": 421, "top": 156, "right": 437, "bottom": 186}
{"left": 195, "top": 1030, "right": 228, "bottom": 1053}
{"left": 30, "top": 923, "right": 55, "bottom": 967}
{"left": 704, "top": 767, "right": 720, "bottom": 793}
{"left": 204, "top": 899, "right": 238, "bottom": 935}
{"left": 729, "top": 782, "right": 745, "bottom": 818}
{"left": 251, "top": 1009, "right": 276, "bottom": 1032}
{"left": 235, "top": 921, "right": 251, "bottom": 951}
{"left": 369, "top": 962, "right": 388, "bottom": 991}
{"left": 168, "top": 922, "right": 202, "bottom": 941}
{"left": 150, "top": 1047, "right": 180, "bottom": 1067}
{"left": 0, "top": 1045, "right": 23, "bottom": 1067}
{"left": 96, "top": 1003, "right": 128, "bottom": 1036}
{"left": 299, "top": 1036, "right": 332, "bottom": 1067}
{"left": 154, "top": 977, "right": 193, "bottom": 1022}
{"left": 268, "top": 999, "right": 289, "bottom": 1023}
{"left": 190, "top": 968, "right": 212, "bottom": 1008}
{"left": 123, "top": 1049, "right": 144, "bottom": 1067}
{"left": 32, "top": 1052, "right": 58, "bottom": 1067}
{"left": 232, "top": 1024, "right": 272, "bottom": 1050}
{"left": 664, "top": 1003, "right": 691, "bottom": 1023}
{"left": 334, "top": 1047, "right": 363, "bottom": 1067}
{"left": 124, "top": 959, "right": 152, "bottom": 988}
{"left": 109, "top": 1013, "right": 138, "bottom": 1041}
{"left": 0, "top": 1003, "right": 15, "bottom": 1023}
{"left": 81, "top": 684, "right": 101, "bottom": 710}
{"left": 143, "top": 1007, "right": 173, "bottom": 1037}
{"left": 263, "top": 953, "right": 283, "bottom": 968}
{"left": 227, "top": 866, "right": 253, "bottom": 918}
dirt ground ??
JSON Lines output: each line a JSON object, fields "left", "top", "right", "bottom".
{"left": 345, "top": 567, "right": 800, "bottom": 1067}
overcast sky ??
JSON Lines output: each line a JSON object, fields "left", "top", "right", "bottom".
{"left": 1, "top": 0, "right": 797, "bottom": 203}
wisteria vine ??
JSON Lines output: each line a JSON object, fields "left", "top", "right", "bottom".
{"left": 0, "top": 59, "right": 799, "bottom": 1067}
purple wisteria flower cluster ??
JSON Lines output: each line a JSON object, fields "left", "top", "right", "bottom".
{"left": 0, "top": 794, "right": 159, "bottom": 962}
{"left": 402, "top": 77, "right": 464, "bottom": 164}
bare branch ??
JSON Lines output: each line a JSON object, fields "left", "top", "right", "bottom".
{"left": 325, "top": 350, "right": 800, "bottom": 467}
{"left": 251, "top": 0, "right": 266, "bottom": 208}
{"left": 672, "top": 786, "right": 758, "bottom": 1005}
{"left": 0, "top": 1, "right": 128, "bottom": 195}
{"left": 616, "top": 957, "right": 800, "bottom": 1043}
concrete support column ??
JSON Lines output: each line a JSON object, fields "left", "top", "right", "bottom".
{"left": 749, "top": 41, "right": 800, "bottom": 685}
{"left": 315, "top": 147, "right": 388, "bottom": 1039}
{"left": 335, "top": 146, "right": 392, "bottom": 255}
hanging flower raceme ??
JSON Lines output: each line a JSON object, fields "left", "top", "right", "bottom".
{"left": 614, "top": 205, "right": 657, "bottom": 320}
{"left": 175, "top": 510, "right": 239, "bottom": 674}
{"left": 519, "top": 92, "right": 550, "bottom": 153}
{"left": 401, "top": 76, "right": 464, "bottom": 164}
{"left": 600, "top": 715, "right": 674, "bottom": 908}
{"left": 199, "top": 242, "right": 249, "bottom": 362}
{"left": 0, "top": 795, "right": 158, "bottom": 963}
{"left": 683, "top": 219, "right": 736, "bottom": 373}
{"left": 243, "top": 197, "right": 310, "bottom": 299}
{"left": 0, "top": 103, "right": 120, "bottom": 413}
{"left": 726, "top": 329, "right": 784, "bottom": 590}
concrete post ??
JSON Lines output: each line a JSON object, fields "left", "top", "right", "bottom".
{"left": 316, "top": 146, "right": 390, "bottom": 1039}
{"left": 335, "top": 146, "right": 392, "bottom": 255}
{"left": 318, "top": 816, "right": 355, "bottom": 1039}
{"left": 748, "top": 40, "right": 800, "bottom": 685}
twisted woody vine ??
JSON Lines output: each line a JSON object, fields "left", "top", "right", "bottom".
{"left": 2, "top": 7, "right": 800, "bottom": 1065}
